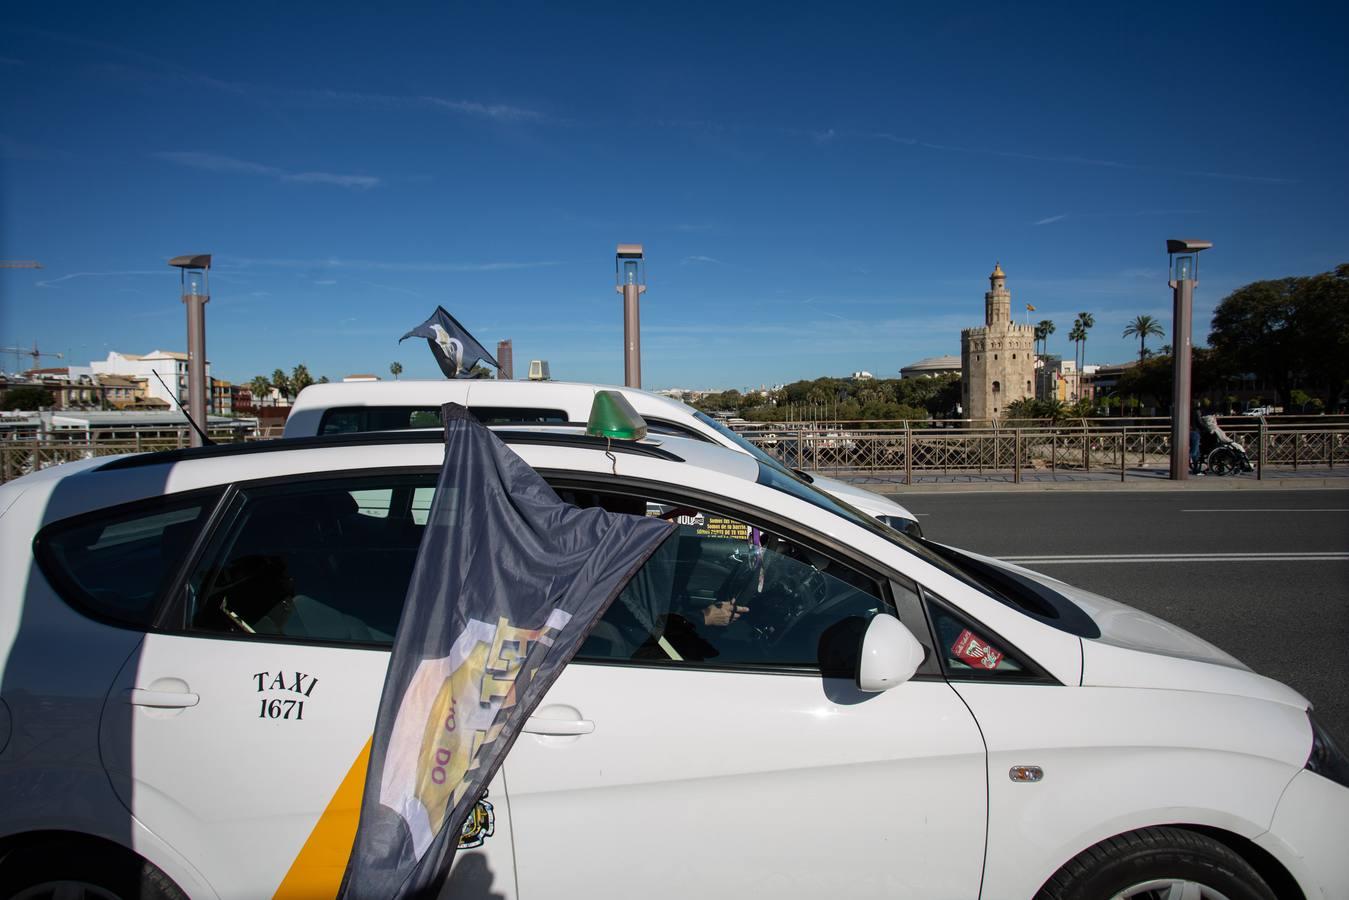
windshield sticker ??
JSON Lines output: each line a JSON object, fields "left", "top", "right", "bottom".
{"left": 951, "top": 629, "right": 1004, "bottom": 670}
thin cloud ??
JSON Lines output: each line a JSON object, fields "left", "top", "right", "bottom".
{"left": 1034, "top": 214, "right": 1069, "bottom": 226}
{"left": 37, "top": 270, "right": 163, "bottom": 287}
{"left": 227, "top": 256, "right": 561, "bottom": 273}
{"left": 915, "top": 139, "right": 1293, "bottom": 185}
{"left": 681, "top": 255, "right": 723, "bottom": 265}
{"left": 0, "top": 56, "right": 23, "bottom": 66}
{"left": 285, "top": 171, "right": 381, "bottom": 189}
{"left": 153, "top": 151, "right": 380, "bottom": 189}
{"left": 420, "top": 96, "right": 544, "bottom": 122}
{"left": 313, "top": 279, "right": 339, "bottom": 285}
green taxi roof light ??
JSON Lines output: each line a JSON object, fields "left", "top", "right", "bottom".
{"left": 586, "top": 390, "right": 649, "bottom": 441}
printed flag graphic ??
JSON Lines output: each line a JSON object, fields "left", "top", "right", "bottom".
{"left": 339, "top": 404, "right": 674, "bottom": 898}
{"left": 399, "top": 306, "right": 500, "bottom": 379}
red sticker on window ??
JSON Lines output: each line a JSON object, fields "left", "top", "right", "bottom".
{"left": 951, "top": 629, "right": 1004, "bottom": 670}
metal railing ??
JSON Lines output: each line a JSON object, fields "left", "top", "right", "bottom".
{"left": 735, "top": 420, "right": 1349, "bottom": 484}
{"left": 2, "top": 419, "right": 1346, "bottom": 486}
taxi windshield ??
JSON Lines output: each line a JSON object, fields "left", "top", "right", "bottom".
{"left": 754, "top": 461, "right": 1097, "bottom": 636}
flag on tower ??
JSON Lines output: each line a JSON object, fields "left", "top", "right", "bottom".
{"left": 1026, "top": 304, "right": 1036, "bottom": 312}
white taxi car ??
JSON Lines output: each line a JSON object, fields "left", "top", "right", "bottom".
{"left": 1, "top": 424, "right": 1347, "bottom": 899}
{"left": 283, "top": 379, "right": 925, "bottom": 535}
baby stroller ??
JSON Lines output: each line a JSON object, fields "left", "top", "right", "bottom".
{"left": 1196, "top": 415, "right": 1254, "bottom": 475}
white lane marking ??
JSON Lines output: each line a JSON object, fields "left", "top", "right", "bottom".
{"left": 1182, "top": 508, "right": 1349, "bottom": 513}
{"left": 1004, "top": 552, "right": 1349, "bottom": 565}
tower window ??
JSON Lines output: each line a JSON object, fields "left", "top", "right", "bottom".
{"left": 994, "top": 354, "right": 998, "bottom": 360}
{"left": 992, "top": 381, "right": 1001, "bottom": 393}
{"left": 1027, "top": 381, "right": 1032, "bottom": 393}
{"left": 1012, "top": 353, "right": 1016, "bottom": 359}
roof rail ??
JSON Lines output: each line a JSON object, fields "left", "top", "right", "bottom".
{"left": 95, "top": 428, "right": 684, "bottom": 473}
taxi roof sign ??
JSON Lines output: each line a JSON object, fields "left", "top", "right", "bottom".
{"left": 586, "top": 390, "right": 648, "bottom": 441}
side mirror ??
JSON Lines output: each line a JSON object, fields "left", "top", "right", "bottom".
{"left": 857, "top": 614, "right": 925, "bottom": 692}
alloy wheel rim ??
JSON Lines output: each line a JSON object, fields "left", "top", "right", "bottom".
{"left": 1111, "top": 879, "right": 1234, "bottom": 900}
{"left": 12, "top": 882, "right": 124, "bottom": 900}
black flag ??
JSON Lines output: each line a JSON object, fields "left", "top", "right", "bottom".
{"left": 399, "top": 306, "right": 500, "bottom": 378}
{"left": 339, "top": 404, "right": 674, "bottom": 899}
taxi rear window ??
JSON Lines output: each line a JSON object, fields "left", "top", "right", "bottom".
{"left": 34, "top": 489, "right": 224, "bottom": 629}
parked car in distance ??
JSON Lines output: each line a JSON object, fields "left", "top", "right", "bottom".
{"left": 1, "top": 410, "right": 1346, "bottom": 900}
{"left": 284, "top": 379, "right": 925, "bottom": 535}
{"left": 1243, "top": 406, "right": 1279, "bottom": 416}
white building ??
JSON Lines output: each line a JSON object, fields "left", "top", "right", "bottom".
{"left": 91, "top": 350, "right": 210, "bottom": 408}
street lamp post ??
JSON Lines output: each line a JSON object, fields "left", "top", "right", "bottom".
{"left": 169, "top": 254, "right": 211, "bottom": 447}
{"left": 615, "top": 244, "right": 646, "bottom": 388}
{"left": 1167, "top": 239, "right": 1212, "bottom": 480}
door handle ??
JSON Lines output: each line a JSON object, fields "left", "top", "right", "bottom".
{"left": 522, "top": 716, "right": 594, "bottom": 736}
{"left": 126, "top": 689, "right": 200, "bottom": 709}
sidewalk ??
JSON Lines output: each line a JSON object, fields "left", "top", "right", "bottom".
{"left": 839, "top": 467, "right": 1349, "bottom": 493}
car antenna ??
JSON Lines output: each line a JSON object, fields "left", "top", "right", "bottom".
{"left": 152, "top": 370, "right": 215, "bottom": 447}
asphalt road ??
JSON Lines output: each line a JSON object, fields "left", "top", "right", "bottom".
{"left": 901, "top": 488, "right": 1349, "bottom": 746}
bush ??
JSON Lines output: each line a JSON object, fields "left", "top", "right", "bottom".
{"left": 1, "top": 386, "right": 54, "bottom": 411}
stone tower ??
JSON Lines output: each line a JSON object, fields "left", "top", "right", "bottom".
{"left": 960, "top": 263, "right": 1036, "bottom": 420}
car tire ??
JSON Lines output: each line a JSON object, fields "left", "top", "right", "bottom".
{"left": 0, "top": 839, "right": 187, "bottom": 900}
{"left": 1034, "top": 826, "right": 1276, "bottom": 900}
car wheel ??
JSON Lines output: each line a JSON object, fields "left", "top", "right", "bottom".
{"left": 1034, "top": 826, "right": 1275, "bottom": 900}
{"left": 0, "top": 840, "right": 186, "bottom": 900}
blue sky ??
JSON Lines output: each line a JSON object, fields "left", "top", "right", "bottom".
{"left": 2, "top": 1, "right": 1346, "bottom": 389}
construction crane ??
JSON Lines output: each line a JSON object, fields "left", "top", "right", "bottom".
{"left": 0, "top": 261, "right": 43, "bottom": 269}
{"left": 1, "top": 342, "right": 63, "bottom": 374}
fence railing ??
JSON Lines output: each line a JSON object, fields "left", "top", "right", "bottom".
{"left": 2, "top": 421, "right": 1347, "bottom": 486}
{"left": 0, "top": 429, "right": 269, "bottom": 484}
{"left": 736, "top": 421, "right": 1349, "bottom": 483}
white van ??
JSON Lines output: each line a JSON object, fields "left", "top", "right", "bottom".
{"left": 284, "top": 380, "right": 924, "bottom": 534}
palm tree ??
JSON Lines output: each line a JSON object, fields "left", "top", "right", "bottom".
{"left": 1122, "top": 315, "right": 1165, "bottom": 363}
{"left": 390, "top": 361, "right": 403, "bottom": 380}
{"left": 1036, "top": 319, "right": 1056, "bottom": 358}
{"left": 1068, "top": 321, "right": 1087, "bottom": 400}
{"left": 270, "top": 368, "right": 292, "bottom": 403}
{"left": 1076, "top": 311, "right": 1095, "bottom": 372}
{"left": 291, "top": 363, "right": 314, "bottom": 396}
{"left": 249, "top": 375, "right": 272, "bottom": 407}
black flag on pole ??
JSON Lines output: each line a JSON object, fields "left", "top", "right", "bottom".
{"left": 399, "top": 306, "right": 500, "bottom": 378}
{"left": 339, "top": 404, "right": 674, "bottom": 899}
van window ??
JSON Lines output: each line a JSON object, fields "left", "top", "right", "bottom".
{"left": 319, "top": 405, "right": 569, "bottom": 434}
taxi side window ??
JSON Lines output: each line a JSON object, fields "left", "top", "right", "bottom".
{"left": 184, "top": 475, "right": 435, "bottom": 645}
{"left": 34, "top": 490, "right": 224, "bottom": 629}
{"left": 567, "top": 492, "right": 891, "bottom": 673}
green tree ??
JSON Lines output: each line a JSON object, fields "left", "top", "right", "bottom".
{"left": 1068, "top": 321, "right": 1087, "bottom": 398}
{"left": 1075, "top": 311, "right": 1095, "bottom": 372}
{"left": 291, "top": 364, "right": 314, "bottom": 396}
{"left": 270, "top": 368, "right": 292, "bottom": 402}
{"left": 1122, "top": 315, "right": 1165, "bottom": 363}
{"left": 249, "top": 375, "right": 273, "bottom": 407}
{"left": 318, "top": 375, "right": 331, "bottom": 384}
{"left": 389, "top": 361, "right": 403, "bottom": 380}
{"left": 1, "top": 385, "right": 55, "bottom": 411}
{"left": 1208, "top": 275, "right": 1304, "bottom": 406}
{"left": 1035, "top": 319, "right": 1056, "bottom": 357}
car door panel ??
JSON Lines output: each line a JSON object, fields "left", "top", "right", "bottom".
{"left": 99, "top": 636, "right": 518, "bottom": 899}
{"left": 505, "top": 663, "right": 986, "bottom": 900}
